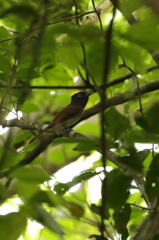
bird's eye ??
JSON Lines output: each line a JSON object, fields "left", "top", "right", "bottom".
{"left": 78, "top": 93, "right": 83, "bottom": 97}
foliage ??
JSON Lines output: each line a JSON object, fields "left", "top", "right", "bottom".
{"left": 0, "top": 0, "right": 159, "bottom": 240}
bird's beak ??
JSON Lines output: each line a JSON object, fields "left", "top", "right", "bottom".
{"left": 85, "top": 91, "right": 94, "bottom": 96}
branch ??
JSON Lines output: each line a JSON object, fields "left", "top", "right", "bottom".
{"left": 127, "top": 202, "right": 155, "bottom": 211}
{"left": 0, "top": 10, "right": 98, "bottom": 44}
{"left": 0, "top": 129, "right": 124, "bottom": 179}
{"left": 82, "top": 80, "right": 159, "bottom": 121}
{"left": 129, "top": 204, "right": 159, "bottom": 240}
{"left": 1, "top": 79, "right": 159, "bottom": 131}
{"left": 0, "top": 65, "right": 157, "bottom": 90}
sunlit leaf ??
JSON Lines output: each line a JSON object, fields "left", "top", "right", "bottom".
{"left": 9, "top": 166, "right": 50, "bottom": 182}
{"left": 0, "top": 212, "right": 27, "bottom": 240}
{"left": 106, "top": 169, "right": 132, "bottom": 210}
{"left": 105, "top": 107, "right": 131, "bottom": 140}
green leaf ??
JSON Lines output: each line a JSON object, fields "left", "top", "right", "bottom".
{"left": 54, "top": 171, "right": 100, "bottom": 195}
{"left": 22, "top": 204, "right": 64, "bottom": 237}
{"left": 21, "top": 102, "right": 40, "bottom": 113}
{"left": 0, "top": 4, "right": 37, "bottom": 18}
{"left": 113, "top": 204, "right": 131, "bottom": 240}
{"left": 152, "top": 234, "right": 159, "bottom": 240}
{"left": 90, "top": 203, "right": 109, "bottom": 219}
{"left": 53, "top": 137, "right": 98, "bottom": 151}
{"left": 0, "top": 26, "right": 11, "bottom": 51}
{"left": 41, "top": 64, "right": 72, "bottom": 84}
{"left": 12, "top": 131, "right": 32, "bottom": 145}
{"left": 89, "top": 235, "right": 109, "bottom": 240}
{"left": 105, "top": 107, "right": 131, "bottom": 140}
{"left": 16, "top": 68, "right": 40, "bottom": 79}
{"left": 119, "top": 11, "right": 159, "bottom": 51}
{"left": 58, "top": 38, "right": 83, "bottom": 69}
{"left": 145, "top": 154, "right": 159, "bottom": 200}
{"left": 0, "top": 212, "right": 27, "bottom": 240}
{"left": 124, "top": 127, "right": 159, "bottom": 144}
{"left": 135, "top": 103, "right": 159, "bottom": 134}
{"left": 0, "top": 183, "right": 7, "bottom": 201}
{"left": 118, "top": 150, "right": 149, "bottom": 173}
{"left": 0, "top": 55, "right": 11, "bottom": 74}
{"left": 0, "top": 26, "right": 11, "bottom": 40}
{"left": 118, "top": 0, "right": 143, "bottom": 19}
{"left": 87, "top": 40, "right": 119, "bottom": 83}
{"left": 30, "top": 189, "right": 67, "bottom": 207}
{"left": 106, "top": 169, "right": 132, "bottom": 210}
{"left": 9, "top": 166, "right": 50, "bottom": 182}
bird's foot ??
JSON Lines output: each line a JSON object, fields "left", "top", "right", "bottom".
{"left": 62, "top": 126, "right": 72, "bottom": 132}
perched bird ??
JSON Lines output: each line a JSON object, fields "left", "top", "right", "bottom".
{"left": 29, "top": 91, "right": 93, "bottom": 143}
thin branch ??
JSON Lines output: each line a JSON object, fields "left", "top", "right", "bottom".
{"left": 0, "top": 85, "right": 92, "bottom": 89}
{"left": 127, "top": 202, "right": 155, "bottom": 211}
{"left": 92, "top": 0, "right": 103, "bottom": 31}
{"left": 2, "top": 80, "right": 159, "bottom": 132}
{"left": 32, "top": 10, "right": 98, "bottom": 31}
{"left": 118, "top": 60, "right": 143, "bottom": 116}
{"left": 81, "top": 80, "right": 159, "bottom": 122}
{"left": 0, "top": 65, "right": 157, "bottom": 90}
{"left": 0, "top": 36, "right": 17, "bottom": 43}
{"left": 100, "top": 1, "right": 117, "bottom": 239}
{"left": 0, "top": 11, "right": 97, "bottom": 44}
{"left": 50, "top": 5, "right": 73, "bottom": 21}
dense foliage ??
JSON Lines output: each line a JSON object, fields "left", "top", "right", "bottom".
{"left": 0, "top": 0, "right": 159, "bottom": 239}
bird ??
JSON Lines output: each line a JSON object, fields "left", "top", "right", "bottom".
{"left": 29, "top": 91, "right": 93, "bottom": 143}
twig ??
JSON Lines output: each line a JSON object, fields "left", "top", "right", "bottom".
{"left": 0, "top": 11, "right": 97, "bottom": 44}
{"left": 118, "top": 60, "right": 143, "bottom": 116}
{"left": 0, "top": 36, "right": 17, "bottom": 43}
{"left": 100, "top": 1, "right": 117, "bottom": 239}
{"left": 127, "top": 202, "right": 155, "bottom": 211}
{"left": 92, "top": 0, "right": 103, "bottom": 31}
{"left": 32, "top": 10, "right": 97, "bottom": 31}
{"left": 0, "top": 65, "right": 158, "bottom": 90}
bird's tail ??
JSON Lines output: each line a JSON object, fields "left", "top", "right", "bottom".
{"left": 29, "top": 126, "right": 50, "bottom": 144}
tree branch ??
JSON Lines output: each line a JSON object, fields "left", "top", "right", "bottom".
{"left": 1, "top": 79, "right": 159, "bottom": 131}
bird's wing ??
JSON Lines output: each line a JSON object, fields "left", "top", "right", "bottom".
{"left": 52, "top": 103, "right": 83, "bottom": 126}
{"left": 29, "top": 104, "right": 83, "bottom": 144}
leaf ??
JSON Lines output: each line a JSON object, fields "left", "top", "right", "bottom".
{"left": 0, "top": 183, "right": 7, "bottom": 201}
{"left": 53, "top": 137, "right": 98, "bottom": 151}
{"left": 119, "top": 11, "right": 159, "bottom": 51}
{"left": 145, "top": 154, "right": 159, "bottom": 200}
{"left": 118, "top": 150, "right": 149, "bottom": 173}
{"left": 113, "top": 204, "right": 131, "bottom": 240}
{"left": 135, "top": 103, "right": 159, "bottom": 134}
{"left": 0, "top": 55, "right": 11, "bottom": 74}
{"left": 106, "top": 169, "right": 132, "bottom": 210}
{"left": 87, "top": 40, "right": 118, "bottom": 83}
{"left": 22, "top": 204, "right": 64, "bottom": 237}
{"left": 42, "top": 64, "right": 72, "bottom": 84}
{"left": 16, "top": 68, "right": 40, "bottom": 79}
{"left": 0, "top": 26, "right": 11, "bottom": 40}
{"left": 0, "top": 212, "right": 27, "bottom": 240}
{"left": 118, "top": 0, "right": 143, "bottom": 19}
{"left": 90, "top": 203, "right": 109, "bottom": 219}
{"left": 0, "top": 4, "right": 37, "bottom": 18}
{"left": 152, "top": 234, "right": 159, "bottom": 240}
{"left": 89, "top": 235, "right": 109, "bottom": 240}
{"left": 124, "top": 127, "right": 159, "bottom": 144}
{"left": 105, "top": 107, "right": 131, "bottom": 140}
{"left": 12, "top": 131, "right": 32, "bottom": 145}
{"left": 9, "top": 166, "right": 50, "bottom": 182}
{"left": 70, "top": 202, "right": 84, "bottom": 219}
{"left": 21, "top": 102, "right": 40, "bottom": 113}
{"left": 58, "top": 38, "right": 83, "bottom": 69}
{"left": 54, "top": 171, "right": 100, "bottom": 195}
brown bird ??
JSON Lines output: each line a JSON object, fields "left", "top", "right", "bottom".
{"left": 29, "top": 91, "right": 93, "bottom": 143}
